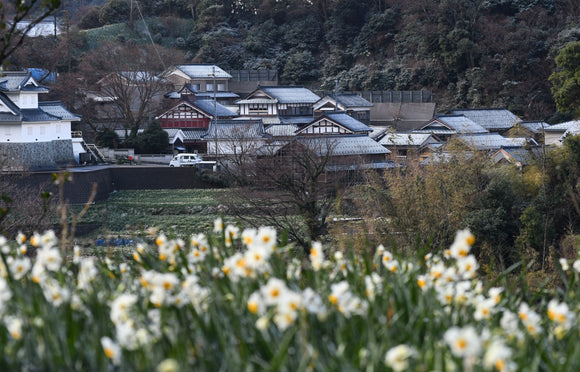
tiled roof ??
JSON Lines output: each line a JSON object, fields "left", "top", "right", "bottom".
{"left": 457, "top": 134, "right": 528, "bottom": 150}
{"left": 280, "top": 116, "right": 313, "bottom": 125}
{"left": 0, "top": 72, "right": 48, "bottom": 93}
{"left": 561, "top": 124, "right": 580, "bottom": 140}
{"left": 412, "top": 129, "right": 458, "bottom": 136}
{"left": 235, "top": 98, "right": 277, "bottom": 104}
{"left": 450, "top": 109, "right": 520, "bottom": 130}
{"left": 264, "top": 124, "right": 299, "bottom": 137}
{"left": 192, "top": 98, "right": 237, "bottom": 118}
{"left": 21, "top": 108, "right": 59, "bottom": 122}
{"left": 196, "top": 92, "right": 239, "bottom": 99}
{"left": 333, "top": 94, "right": 373, "bottom": 108}
{"left": 203, "top": 119, "right": 265, "bottom": 139}
{"left": 259, "top": 86, "right": 320, "bottom": 104}
{"left": 520, "top": 121, "right": 550, "bottom": 133}
{"left": 544, "top": 120, "right": 580, "bottom": 131}
{"left": 175, "top": 65, "right": 231, "bottom": 79}
{"left": 0, "top": 113, "right": 20, "bottom": 122}
{"left": 181, "top": 128, "right": 208, "bottom": 141}
{"left": 39, "top": 101, "right": 81, "bottom": 121}
{"left": 368, "top": 126, "right": 389, "bottom": 141}
{"left": 299, "top": 135, "right": 390, "bottom": 156}
{"left": 379, "top": 133, "right": 433, "bottom": 147}
{"left": 163, "top": 128, "right": 182, "bottom": 139}
{"left": 322, "top": 112, "right": 372, "bottom": 133}
{"left": 0, "top": 92, "right": 20, "bottom": 116}
{"left": 426, "top": 115, "right": 488, "bottom": 134}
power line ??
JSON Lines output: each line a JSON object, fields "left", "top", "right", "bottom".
{"left": 133, "top": 0, "right": 166, "bottom": 70}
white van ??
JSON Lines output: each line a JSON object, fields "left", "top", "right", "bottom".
{"left": 169, "top": 153, "right": 202, "bottom": 167}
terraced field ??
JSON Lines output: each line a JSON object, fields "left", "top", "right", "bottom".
{"left": 73, "top": 189, "right": 234, "bottom": 241}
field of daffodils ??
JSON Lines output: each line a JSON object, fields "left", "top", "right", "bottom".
{"left": 0, "top": 219, "right": 578, "bottom": 371}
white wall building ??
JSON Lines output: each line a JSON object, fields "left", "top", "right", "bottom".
{"left": 0, "top": 72, "right": 81, "bottom": 170}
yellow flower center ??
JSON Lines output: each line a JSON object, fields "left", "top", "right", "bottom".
{"left": 466, "top": 235, "right": 475, "bottom": 246}
{"left": 104, "top": 347, "right": 115, "bottom": 359}
{"left": 328, "top": 294, "right": 338, "bottom": 305}
{"left": 248, "top": 302, "right": 259, "bottom": 314}
{"left": 417, "top": 279, "right": 426, "bottom": 289}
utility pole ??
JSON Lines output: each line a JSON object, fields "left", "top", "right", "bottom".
{"left": 212, "top": 66, "right": 218, "bottom": 166}
{"left": 334, "top": 78, "right": 338, "bottom": 113}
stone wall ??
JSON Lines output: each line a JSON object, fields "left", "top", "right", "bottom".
{"left": 0, "top": 140, "right": 75, "bottom": 171}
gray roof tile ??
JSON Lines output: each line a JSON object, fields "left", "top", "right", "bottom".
{"left": 544, "top": 120, "right": 580, "bottom": 131}
{"left": 299, "top": 135, "right": 390, "bottom": 156}
{"left": 264, "top": 124, "right": 299, "bottom": 137}
{"left": 450, "top": 109, "right": 520, "bottom": 130}
{"left": 39, "top": 101, "right": 81, "bottom": 121}
{"left": 0, "top": 72, "right": 48, "bottom": 93}
{"left": 175, "top": 65, "right": 231, "bottom": 79}
{"left": 457, "top": 134, "right": 528, "bottom": 150}
{"left": 424, "top": 115, "right": 488, "bottom": 134}
{"left": 301, "top": 113, "right": 371, "bottom": 134}
{"left": 192, "top": 98, "right": 237, "bottom": 118}
{"left": 181, "top": 128, "right": 208, "bottom": 141}
{"left": 203, "top": 119, "right": 265, "bottom": 139}
{"left": 259, "top": 86, "right": 320, "bottom": 104}
{"left": 333, "top": 94, "right": 373, "bottom": 108}
{"left": 379, "top": 133, "right": 433, "bottom": 146}
{"left": 520, "top": 121, "right": 550, "bottom": 133}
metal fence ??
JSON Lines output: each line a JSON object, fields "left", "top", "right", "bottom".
{"left": 228, "top": 70, "right": 278, "bottom": 81}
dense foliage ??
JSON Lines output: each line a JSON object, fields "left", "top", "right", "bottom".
{"left": 9, "top": 0, "right": 580, "bottom": 121}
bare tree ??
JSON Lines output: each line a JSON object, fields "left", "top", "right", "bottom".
{"left": 78, "top": 42, "right": 183, "bottom": 137}
{"left": 226, "top": 136, "right": 342, "bottom": 251}
{"left": 0, "top": 0, "right": 61, "bottom": 65}
{"left": 207, "top": 120, "right": 266, "bottom": 184}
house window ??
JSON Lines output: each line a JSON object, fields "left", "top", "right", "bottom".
{"left": 248, "top": 104, "right": 268, "bottom": 115}
{"left": 206, "top": 83, "right": 214, "bottom": 91}
{"left": 217, "top": 83, "right": 226, "bottom": 91}
{"left": 27, "top": 127, "right": 33, "bottom": 136}
{"left": 40, "top": 126, "right": 45, "bottom": 136}
{"left": 192, "top": 84, "right": 201, "bottom": 91}
{"left": 4, "top": 127, "right": 11, "bottom": 136}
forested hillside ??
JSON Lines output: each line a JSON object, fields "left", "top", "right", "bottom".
{"left": 9, "top": 0, "right": 580, "bottom": 121}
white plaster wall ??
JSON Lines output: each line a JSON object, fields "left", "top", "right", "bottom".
{"left": 1, "top": 124, "right": 22, "bottom": 142}
{"left": 17, "top": 121, "right": 72, "bottom": 143}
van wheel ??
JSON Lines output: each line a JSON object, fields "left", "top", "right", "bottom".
{"left": 169, "top": 165, "right": 174, "bottom": 167}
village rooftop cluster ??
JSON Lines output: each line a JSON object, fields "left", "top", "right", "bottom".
{"left": 0, "top": 65, "right": 578, "bottom": 171}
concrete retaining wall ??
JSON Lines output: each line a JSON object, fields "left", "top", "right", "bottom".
{"left": 3, "top": 166, "right": 227, "bottom": 204}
